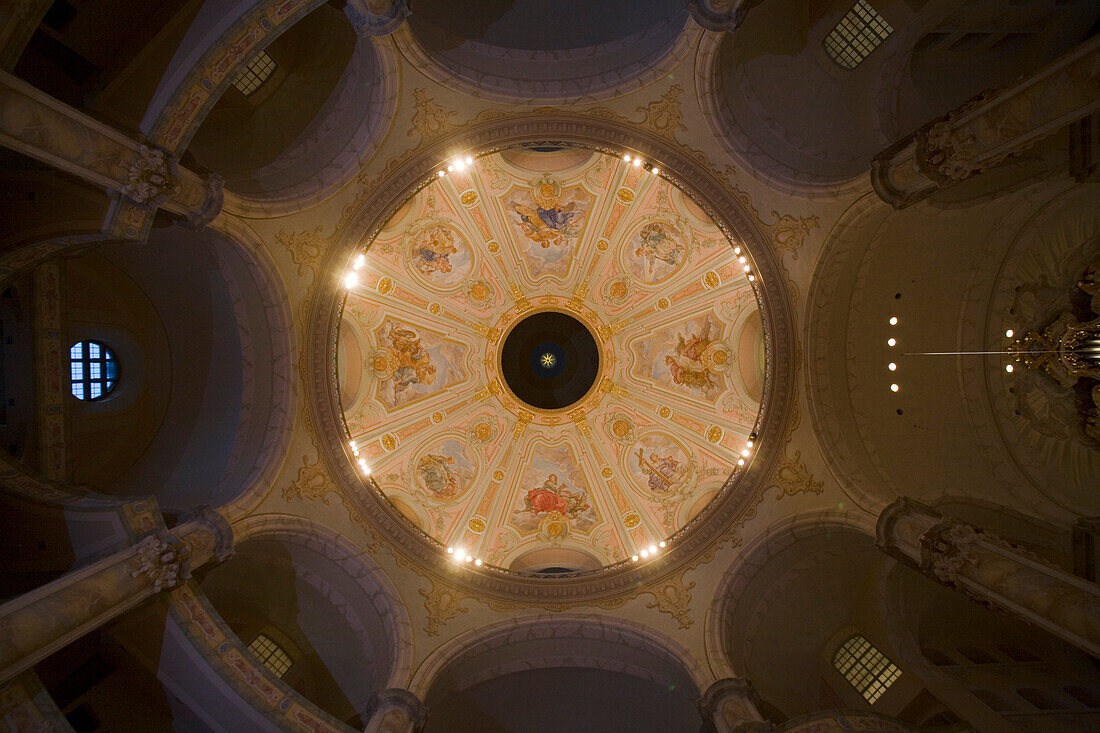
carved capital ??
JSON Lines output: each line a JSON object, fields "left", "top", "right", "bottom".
{"left": 132, "top": 532, "right": 189, "bottom": 592}
{"left": 686, "top": 0, "right": 747, "bottom": 32}
{"left": 919, "top": 519, "right": 980, "bottom": 583}
{"left": 121, "top": 144, "right": 179, "bottom": 207}
{"left": 183, "top": 173, "right": 224, "bottom": 230}
{"left": 364, "top": 688, "right": 427, "bottom": 733}
{"left": 345, "top": 0, "right": 409, "bottom": 37}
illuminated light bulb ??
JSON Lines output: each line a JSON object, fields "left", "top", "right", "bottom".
{"left": 447, "top": 165, "right": 454, "bottom": 172}
{"left": 1005, "top": 329, "right": 1014, "bottom": 338}
{"left": 734, "top": 246, "right": 742, "bottom": 255}
{"left": 438, "top": 170, "right": 445, "bottom": 177}
{"left": 887, "top": 338, "right": 896, "bottom": 347}
{"left": 738, "top": 256, "right": 747, "bottom": 263}
{"left": 888, "top": 363, "right": 897, "bottom": 371}
{"left": 363, "top": 465, "right": 371, "bottom": 475}
{"left": 446, "top": 547, "right": 454, "bottom": 554}
{"left": 1005, "top": 364, "right": 1014, "bottom": 373}
{"left": 465, "top": 555, "right": 473, "bottom": 562}
{"left": 648, "top": 545, "right": 657, "bottom": 554}
{"left": 344, "top": 272, "right": 358, "bottom": 288}
{"left": 640, "top": 549, "right": 649, "bottom": 558}
{"left": 633, "top": 159, "right": 642, "bottom": 167}
{"left": 746, "top": 440, "right": 754, "bottom": 447}
{"left": 658, "top": 541, "right": 666, "bottom": 548}
{"left": 742, "top": 264, "right": 750, "bottom": 272}
{"left": 352, "top": 449, "right": 360, "bottom": 457}
{"left": 349, "top": 440, "right": 357, "bottom": 448}
{"left": 354, "top": 254, "right": 365, "bottom": 270}
{"left": 455, "top": 160, "right": 465, "bottom": 171}
{"left": 465, "top": 156, "right": 473, "bottom": 164}
{"left": 475, "top": 558, "right": 482, "bottom": 566}
{"left": 631, "top": 554, "right": 639, "bottom": 562}
{"left": 623, "top": 154, "right": 632, "bottom": 162}
{"left": 650, "top": 167, "right": 660, "bottom": 175}
{"left": 748, "top": 274, "right": 755, "bottom": 282}
{"left": 890, "top": 383, "right": 900, "bottom": 392}
{"left": 889, "top": 316, "right": 898, "bottom": 325}
{"left": 737, "top": 458, "right": 745, "bottom": 466}
{"left": 741, "top": 448, "right": 750, "bottom": 457}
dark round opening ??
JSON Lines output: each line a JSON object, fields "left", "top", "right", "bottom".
{"left": 501, "top": 311, "right": 599, "bottom": 410}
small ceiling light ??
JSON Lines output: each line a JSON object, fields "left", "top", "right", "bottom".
{"left": 737, "top": 458, "right": 745, "bottom": 466}
{"left": 648, "top": 545, "right": 657, "bottom": 555}
{"left": 343, "top": 272, "right": 358, "bottom": 288}
{"left": 363, "top": 465, "right": 371, "bottom": 475}
{"left": 1005, "top": 364, "right": 1014, "bottom": 373}
{"left": 349, "top": 439, "right": 357, "bottom": 449}
{"left": 623, "top": 154, "right": 632, "bottom": 162}
{"left": 650, "top": 167, "right": 660, "bottom": 175}
{"left": 746, "top": 439, "right": 754, "bottom": 447}
{"left": 438, "top": 170, "right": 445, "bottom": 177}
{"left": 741, "top": 448, "right": 750, "bottom": 457}
{"left": 446, "top": 547, "right": 454, "bottom": 554}
{"left": 455, "top": 160, "right": 465, "bottom": 171}
{"left": 465, "top": 555, "right": 473, "bottom": 562}
{"left": 1005, "top": 329, "right": 1014, "bottom": 338}
{"left": 888, "top": 362, "right": 897, "bottom": 371}
{"left": 738, "top": 256, "right": 747, "bottom": 263}
{"left": 889, "top": 316, "right": 898, "bottom": 325}
{"left": 742, "top": 264, "right": 750, "bottom": 272}
{"left": 734, "top": 246, "right": 742, "bottom": 255}
{"left": 890, "top": 383, "right": 899, "bottom": 392}
{"left": 658, "top": 541, "right": 666, "bottom": 548}
{"left": 640, "top": 549, "right": 650, "bottom": 558}
{"left": 631, "top": 554, "right": 639, "bottom": 561}
{"left": 354, "top": 254, "right": 365, "bottom": 270}
{"left": 633, "top": 159, "right": 642, "bottom": 168}
{"left": 474, "top": 558, "right": 482, "bottom": 566}
{"left": 447, "top": 165, "right": 454, "bottom": 172}
{"left": 748, "top": 274, "right": 755, "bottom": 282}
{"left": 887, "top": 338, "right": 896, "bottom": 347}
{"left": 465, "top": 156, "right": 473, "bottom": 164}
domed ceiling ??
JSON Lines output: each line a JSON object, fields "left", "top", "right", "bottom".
{"left": 337, "top": 147, "right": 765, "bottom": 572}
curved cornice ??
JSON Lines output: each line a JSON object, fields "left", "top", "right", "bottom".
{"left": 304, "top": 113, "right": 797, "bottom": 605}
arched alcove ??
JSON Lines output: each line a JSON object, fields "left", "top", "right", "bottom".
{"left": 186, "top": 4, "right": 392, "bottom": 203}
{"left": 199, "top": 522, "right": 408, "bottom": 726}
{"left": 57, "top": 223, "right": 292, "bottom": 513}
{"left": 415, "top": 615, "right": 705, "bottom": 732}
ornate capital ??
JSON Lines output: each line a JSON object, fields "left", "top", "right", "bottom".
{"left": 131, "top": 532, "right": 189, "bottom": 592}
{"left": 686, "top": 0, "right": 747, "bottom": 32}
{"left": 345, "top": 0, "right": 409, "bottom": 37}
{"left": 121, "top": 144, "right": 179, "bottom": 207}
{"left": 919, "top": 519, "right": 980, "bottom": 584}
{"left": 183, "top": 173, "right": 224, "bottom": 230}
{"left": 364, "top": 688, "right": 427, "bottom": 733}
{"left": 700, "top": 677, "right": 773, "bottom": 732}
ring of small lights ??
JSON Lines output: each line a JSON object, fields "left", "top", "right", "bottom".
{"left": 310, "top": 116, "right": 796, "bottom": 604}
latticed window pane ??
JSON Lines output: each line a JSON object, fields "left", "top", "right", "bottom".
{"left": 233, "top": 51, "right": 277, "bottom": 97}
{"left": 833, "top": 635, "right": 902, "bottom": 704}
{"left": 69, "top": 340, "right": 117, "bottom": 401}
{"left": 248, "top": 634, "right": 293, "bottom": 678}
{"left": 823, "top": 0, "right": 893, "bottom": 70}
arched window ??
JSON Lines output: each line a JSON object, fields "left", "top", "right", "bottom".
{"left": 823, "top": 1, "right": 893, "bottom": 70}
{"left": 832, "top": 635, "right": 902, "bottom": 704}
{"left": 247, "top": 633, "right": 292, "bottom": 678}
{"left": 69, "top": 341, "right": 117, "bottom": 400}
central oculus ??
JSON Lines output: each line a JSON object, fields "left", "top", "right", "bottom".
{"left": 501, "top": 311, "right": 599, "bottom": 410}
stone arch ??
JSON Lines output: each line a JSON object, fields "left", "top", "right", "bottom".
{"left": 211, "top": 514, "right": 414, "bottom": 715}
{"left": 411, "top": 613, "right": 708, "bottom": 728}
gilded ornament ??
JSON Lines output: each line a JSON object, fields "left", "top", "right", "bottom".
{"left": 615, "top": 187, "right": 635, "bottom": 206}
{"left": 459, "top": 189, "right": 479, "bottom": 207}
{"left": 492, "top": 469, "right": 506, "bottom": 482}
{"left": 706, "top": 426, "right": 723, "bottom": 444}
{"left": 376, "top": 276, "right": 394, "bottom": 295}
{"left": 601, "top": 466, "right": 614, "bottom": 479}
{"left": 657, "top": 297, "right": 671, "bottom": 310}
{"left": 703, "top": 270, "right": 721, "bottom": 289}
{"left": 380, "top": 433, "right": 398, "bottom": 452}
{"left": 596, "top": 238, "right": 610, "bottom": 252}
{"left": 428, "top": 302, "right": 442, "bottom": 315}
{"left": 657, "top": 406, "right": 672, "bottom": 419}
{"left": 430, "top": 411, "right": 445, "bottom": 424}
{"left": 623, "top": 513, "right": 641, "bottom": 528}
{"left": 468, "top": 516, "right": 487, "bottom": 533}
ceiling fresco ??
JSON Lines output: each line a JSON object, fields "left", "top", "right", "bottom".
{"left": 337, "top": 147, "right": 765, "bottom": 571}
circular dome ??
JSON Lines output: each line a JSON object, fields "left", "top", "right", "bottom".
{"left": 337, "top": 145, "right": 768, "bottom": 571}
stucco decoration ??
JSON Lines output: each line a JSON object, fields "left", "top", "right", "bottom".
{"left": 338, "top": 148, "right": 766, "bottom": 570}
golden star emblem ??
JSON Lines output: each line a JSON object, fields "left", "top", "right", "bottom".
{"left": 540, "top": 353, "right": 556, "bottom": 368}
